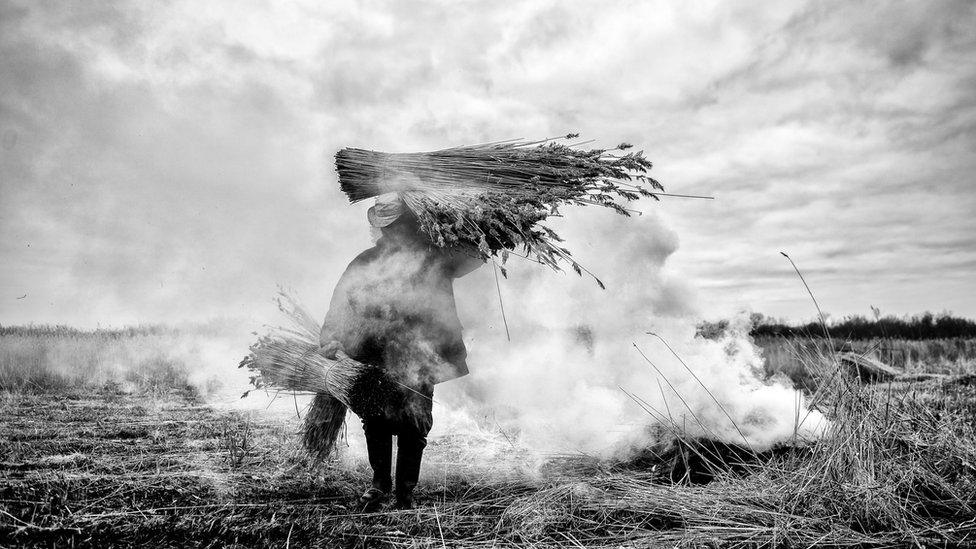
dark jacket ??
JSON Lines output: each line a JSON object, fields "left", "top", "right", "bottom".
{"left": 320, "top": 234, "right": 481, "bottom": 385}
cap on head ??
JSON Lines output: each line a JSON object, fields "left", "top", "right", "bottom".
{"left": 367, "top": 193, "right": 406, "bottom": 228}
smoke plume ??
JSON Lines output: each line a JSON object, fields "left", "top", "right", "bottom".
{"left": 283, "top": 204, "right": 828, "bottom": 476}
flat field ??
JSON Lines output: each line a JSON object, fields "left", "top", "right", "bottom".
{"left": 2, "top": 329, "right": 975, "bottom": 547}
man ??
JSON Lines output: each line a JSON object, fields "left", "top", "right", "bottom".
{"left": 318, "top": 193, "right": 482, "bottom": 511}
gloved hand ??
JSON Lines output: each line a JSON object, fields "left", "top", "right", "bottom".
{"left": 317, "top": 340, "right": 343, "bottom": 360}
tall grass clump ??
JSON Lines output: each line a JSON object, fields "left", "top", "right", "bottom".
{"left": 789, "top": 352, "right": 975, "bottom": 539}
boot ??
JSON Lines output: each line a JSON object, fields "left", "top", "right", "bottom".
{"left": 393, "top": 429, "right": 427, "bottom": 510}
{"left": 358, "top": 487, "right": 388, "bottom": 513}
{"left": 361, "top": 417, "right": 393, "bottom": 511}
{"left": 393, "top": 490, "right": 414, "bottom": 510}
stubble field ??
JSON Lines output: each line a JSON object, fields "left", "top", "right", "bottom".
{"left": 2, "top": 326, "right": 975, "bottom": 548}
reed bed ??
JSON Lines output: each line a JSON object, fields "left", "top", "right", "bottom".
{"left": 0, "top": 327, "right": 212, "bottom": 395}
{"left": 757, "top": 336, "right": 976, "bottom": 381}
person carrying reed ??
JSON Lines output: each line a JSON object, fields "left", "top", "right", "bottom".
{"left": 317, "top": 193, "right": 483, "bottom": 511}
{"left": 240, "top": 136, "right": 661, "bottom": 509}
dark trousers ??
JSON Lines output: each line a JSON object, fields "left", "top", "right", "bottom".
{"left": 361, "top": 383, "right": 433, "bottom": 499}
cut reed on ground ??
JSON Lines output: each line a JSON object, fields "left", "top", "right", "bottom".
{"left": 335, "top": 135, "right": 664, "bottom": 286}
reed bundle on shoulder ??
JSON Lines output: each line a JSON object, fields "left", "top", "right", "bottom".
{"left": 335, "top": 134, "right": 663, "bottom": 287}
{"left": 238, "top": 293, "right": 400, "bottom": 460}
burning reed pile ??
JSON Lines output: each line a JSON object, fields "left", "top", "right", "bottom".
{"left": 238, "top": 294, "right": 402, "bottom": 459}
{"left": 336, "top": 135, "right": 663, "bottom": 285}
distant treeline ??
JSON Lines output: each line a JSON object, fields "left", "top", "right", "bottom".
{"left": 0, "top": 324, "right": 178, "bottom": 338}
{"left": 699, "top": 312, "right": 976, "bottom": 340}
{"left": 0, "top": 321, "right": 235, "bottom": 339}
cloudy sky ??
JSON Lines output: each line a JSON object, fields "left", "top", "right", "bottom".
{"left": 2, "top": 0, "right": 975, "bottom": 327}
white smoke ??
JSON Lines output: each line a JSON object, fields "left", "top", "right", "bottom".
{"left": 221, "top": 204, "right": 826, "bottom": 476}
{"left": 427, "top": 205, "right": 826, "bottom": 461}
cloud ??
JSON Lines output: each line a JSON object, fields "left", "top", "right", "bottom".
{"left": 1, "top": 0, "right": 975, "bottom": 328}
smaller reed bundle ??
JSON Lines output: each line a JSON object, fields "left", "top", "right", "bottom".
{"left": 302, "top": 393, "right": 347, "bottom": 462}
{"left": 335, "top": 135, "right": 663, "bottom": 287}
{"left": 238, "top": 293, "right": 400, "bottom": 458}
{"left": 239, "top": 334, "right": 366, "bottom": 398}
